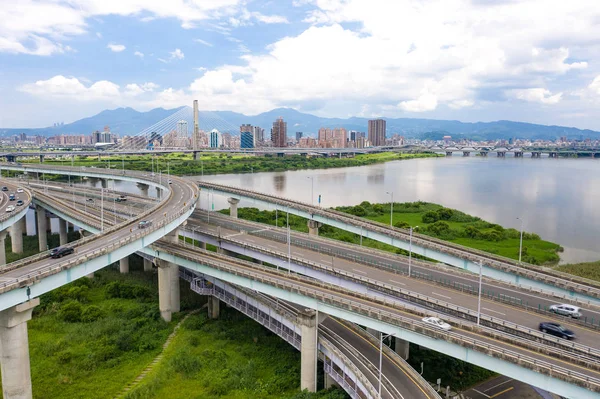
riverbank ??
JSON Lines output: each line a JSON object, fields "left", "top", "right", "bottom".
{"left": 24, "top": 151, "right": 441, "bottom": 176}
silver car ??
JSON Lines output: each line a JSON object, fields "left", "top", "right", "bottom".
{"left": 549, "top": 304, "right": 581, "bottom": 319}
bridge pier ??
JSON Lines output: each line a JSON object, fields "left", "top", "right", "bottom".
{"left": 497, "top": 151, "right": 506, "bottom": 157}
{"left": 515, "top": 151, "right": 523, "bottom": 158}
{"left": 324, "top": 372, "right": 339, "bottom": 389}
{"left": 307, "top": 220, "right": 322, "bottom": 236}
{"left": 100, "top": 179, "right": 108, "bottom": 189}
{"left": 479, "top": 151, "right": 488, "bottom": 157}
{"left": 35, "top": 205, "right": 47, "bottom": 252}
{"left": 156, "top": 187, "right": 162, "bottom": 199}
{"left": 0, "top": 298, "right": 38, "bottom": 399}
{"left": 58, "top": 219, "right": 68, "bottom": 246}
{"left": 531, "top": 152, "right": 541, "bottom": 158}
{"left": 208, "top": 296, "right": 220, "bottom": 319}
{"left": 227, "top": 197, "right": 240, "bottom": 218}
{"left": 157, "top": 259, "right": 172, "bottom": 322}
{"left": 445, "top": 151, "right": 452, "bottom": 156}
{"left": 394, "top": 337, "right": 410, "bottom": 360}
{"left": 297, "top": 309, "right": 318, "bottom": 392}
{"left": 9, "top": 218, "right": 24, "bottom": 254}
{"left": 45, "top": 215, "right": 51, "bottom": 233}
{"left": 136, "top": 183, "right": 149, "bottom": 197}
{"left": 119, "top": 257, "right": 129, "bottom": 274}
{"left": 166, "top": 229, "right": 181, "bottom": 313}
{"left": 462, "top": 151, "right": 470, "bottom": 157}
{"left": 0, "top": 230, "right": 7, "bottom": 266}
{"left": 194, "top": 151, "right": 201, "bottom": 161}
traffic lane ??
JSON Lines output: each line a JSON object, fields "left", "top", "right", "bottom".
{"left": 0, "top": 176, "right": 194, "bottom": 280}
{"left": 463, "top": 376, "right": 547, "bottom": 399}
{"left": 48, "top": 191, "right": 152, "bottom": 216}
{"left": 195, "top": 212, "right": 600, "bottom": 318}
{"left": 189, "top": 221, "right": 600, "bottom": 349}
{"left": 0, "top": 180, "right": 30, "bottom": 217}
{"left": 170, "top": 244, "right": 600, "bottom": 382}
{"left": 324, "top": 318, "right": 434, "bottom": 399}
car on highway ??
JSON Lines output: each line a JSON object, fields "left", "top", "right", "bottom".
{"left": 539, "top": 322, "right": 576, "bottom": 340}
{"left": 549, "top": 304, "right": 581, "bottom": 318}
{"left": 168, "top": 179, "right": 172, "bottom": 184}
{"left": 1, "top": 186, "right": 7, "bottom": 191}
{"left": 8, "top": 194, "right": 15, "bottom": 201}
{"left": 138, "top": 220, "right": 152, "bottom": 229}
{"left": 422, "top": 316, "right": 452, "bottom": 331}
{"left": 50, "top": 247, "right": 75, "bottom": 259}
{"left": 115, "top": 197, "right": 127, "bottom": 202}
{"left": 16, "top": 188, "right": 23, "bottom": 193}
{"left": 5, "top": 205, "right": 15, "bottom": 212}
{"left": 16, "top": 200, "right": 24, "bottom": 206}
{"left": 86, "top": 198, "right": 94, "bottom": 203}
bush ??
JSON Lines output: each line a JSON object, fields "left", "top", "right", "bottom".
{"left": 422, "top": 211, "right": 439, "bottom": 223}
{"left": 372, "top": 204, "right": 385, "bottom": 214}
{"left": 82, "top": 306, "right": 104, "bottom": 322}
{"left": 394, "top": 221, "right": 410, "bottom": 229}
{"left": 427, "top": 221, "right": 451, "bottom": 236}
{"left": 170, "top": 350, "right": 202, "bottom": 377}
{"left": 351, "top": 206, "right": 366, "bottom": 217}
{"left": 464, "top": 225, "right": 480, "bottom": 239}
{"left": 436, "top": 208, "right": 454, "bottom": 220}
{"left": 58, "top": 301, "right": 83, "bottom": 323}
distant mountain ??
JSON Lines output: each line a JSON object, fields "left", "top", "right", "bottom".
{"left": 2, "top": 106, "right": 599, "bottom": 141}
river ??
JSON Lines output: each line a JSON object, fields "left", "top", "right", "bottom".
{"left": 192, "top": 156, "right": 600, "bottom": 264}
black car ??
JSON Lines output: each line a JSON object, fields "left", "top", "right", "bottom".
{"left": 1, "top": 186, "right": 7, "bottom": 191}
{"left": 50, "top": 247, "right": 74, "bottom": 259}
{"left": 539, "top": 322, "right": 576, "bottom": 340}
{"left": 16, "top": 200, "right": 24, "bottom": 206}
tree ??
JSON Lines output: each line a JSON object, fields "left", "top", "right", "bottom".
{"left": 422, "top": 211, "right": 439, "bottom": 224}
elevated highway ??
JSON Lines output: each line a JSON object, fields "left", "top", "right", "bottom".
{"left": 36, "top": 187, "right": 600, "bottom": 399}
{"left": 196, "top": 181, "right": 600, "bottom": 306}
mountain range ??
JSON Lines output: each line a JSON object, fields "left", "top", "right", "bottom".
{"left": 1, "top": 106, "right": 598, "bottom": 141}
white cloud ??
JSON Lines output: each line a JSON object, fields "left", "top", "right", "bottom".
{"left": 399, "top": 92, "right": 438, "bottom": 112}
{"left": 19, "top": 75, "right": 119, "bottom": 100}
{"left": 124, "top": 82, "right": 159, "bottom": 96}
{"left": 508, "top": 88, "right": 563, "bottom": 105}
{"left": 169, "top": 48, "right": 184, "bottom": 60}
{"left": 134, "top": 51, "right": 144, "bottom": 58}
{"left": 194, "top": 39, "right": 213, "bottom": 47}
{"left": 107, "top": 43, "right": 126, "bottom": 52}
{"left": 589, "top": 76, "right": 600, "bottom": 96}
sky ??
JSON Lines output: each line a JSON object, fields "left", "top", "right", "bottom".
{"left": 2, "top": 0, "right": 600, "bottom": 130}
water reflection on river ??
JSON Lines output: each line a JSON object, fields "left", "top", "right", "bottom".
{"left": 195, "top": 157, "right": 600, "bottom": 264}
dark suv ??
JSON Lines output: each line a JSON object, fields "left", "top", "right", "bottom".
{"left": 138, "top": 220, "right": 152, "bottom": 229}
{"left": 539, "top": 322, "right": 575, "bottom": 340}
{"left": 50, "top": 247, "right": 75, "bottom": 259}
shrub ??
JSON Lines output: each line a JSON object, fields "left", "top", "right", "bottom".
{"left": 422, "top": 211, "right": 439, "bottom": 223}
{"left": 351, "top": 206, "right": 366, "bottom": 217}
{"left": 436, "top": 208, "right": 454, "bottom": 220}
{"left": 464, "top": 225, "right": 480, "bottom": 239}
{"left": 58, "top": 301, "right": 82, "bottom": 323}
{"left": 372, "top": 204, "right": 385, "bottom": 214}
{"left": 82, "top": 306, "right": 104, "bottom": 322}
{"left": 170, "top": 350, "right": 202, "bottom": 377}
{"left": 394, "top": 221, "right": 410, "bottom": 229}
{"left": 427, "top": 221, "right": 451, "bottom": 236}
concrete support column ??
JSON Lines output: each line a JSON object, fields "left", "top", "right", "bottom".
{"left": 143, "top": 258, "right": 153, "bottom": 272}
{"left": 227, "top": 197, "right": 240, "bottom": 218}
{"left": 35, "top": 206, "right": 47, "bottom": 252}
{"left": 156, "top": 187, "right": 162, "bottom": 199}
{"left": 136, "top": 183, "right": 149, "bottom": 197}
{"left": 0, "top": 230, "right": 7, "bottom": 266}
{"left": 394, "top": 337, "right": 410, "bottom": 360}
{"left": 100, "top": 179, "right": 108, "bottom": 189}
{"left": 119, "top": 257, "right": 129, "bottom": 274}
{"left": 9, "top": 219, "right": 23, "bottom": 254}
{"left": 0, "top": 298, "right": 39, "bottom": 399}
{"left": 198, "top": 241, "right": 206, "bottom": 250}
{"left": 307, "top": 220, "right": 322, "bottom": 236}
{"left": 170, "top": 262, "right": 180, "bottom": 313}
{"left": 157, "top": 260, "right": 172, "bottom": 322}
{"left": 208, "top": 296, "right": 220, "bottom": 319}
{"left": 58, "top": 219, "right": 68, "bottom": 246}
{"left": 45, "top": 216, "right": 51, "bottom": 233}
{"left": 297, "top": 309, "right": 318, "bottom": 392}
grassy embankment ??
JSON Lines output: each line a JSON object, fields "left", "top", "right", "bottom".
{"left": 555, "top": 260, "right": 600, "bottom": 283}
{"left": 23, "top": 151, "right": 440, "bottom": 176}
{"left": 224, "top": 201, "right": 562, "bottom": 389}
{"left": 3, "top": 236, "right": 347, "bottom": 399}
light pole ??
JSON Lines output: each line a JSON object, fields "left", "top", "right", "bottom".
{"left": 408, "top": 225, "right": 418, "bottom": 277}
{"left": 386, "top": 191, "right": 393, "bottom": 227}
{"left": 307, "top": 176, "right": 314, "bottom": 205}
{"left": 477, "top": 260, "right": 483, "bottom": 325}
{"left": 517, "top": 217, "right": 524, "bottom": 264}
{"left": 100, "top": 187, "right": 104, "bottom": 231}
{"left": 378, "top": 332, "right": 395, "bottom": 398}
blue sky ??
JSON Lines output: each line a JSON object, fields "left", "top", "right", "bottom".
{"left": 2, "top": 0, "right": 600, "bottom": 130}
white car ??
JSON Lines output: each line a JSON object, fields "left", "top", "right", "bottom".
{"left": 16, "top": 188, "right": 23, "bottom": 193}
{"left": 422, "top": 316, "right": 452, "bottom": 331}
{"left": 5, "top": 205, "right": 15, "bottom": 213}
{"left": 549, "top": 304, "right": 582, "bottom": 319}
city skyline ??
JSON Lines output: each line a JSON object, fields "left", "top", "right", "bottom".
{"left": 2, "top": 1, "right": 600, "bottom": 130}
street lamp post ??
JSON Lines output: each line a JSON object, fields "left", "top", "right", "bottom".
{"left": 287, "top": 207, "right": 291, "bottom": 274}
{"left": 386, "top": 191, "right": 393, "bottom": 227}
{"left": 378, "top": 332, "right": 395, "bottom": 398}
{"left": 307, "top": 177, "right": 314, "bottom": 205}
{"left": 517, "top": 217, "right": 524, "bottom": 264}
{"left": 100, "top": 187, "right": 104, "bottom": 231}
{"left": 477, "top": 260, "right": 483, "bottom": 325}
{"left": 408, "top": 225, "right": 418, "bottom": 277}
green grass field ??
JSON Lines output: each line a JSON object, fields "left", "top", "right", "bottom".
{"left": 555, "top": 260, "right": 600, "bottom": 282}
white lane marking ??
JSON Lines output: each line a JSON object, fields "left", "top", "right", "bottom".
{"left": 472, "top": 388, "right": 491, "bottom": 398}
{"left": 352, "top": 268, "right": 367, "bottom": 275}
{"left": 389, "top": 279, "right": 406, "bottom": 286}
{"left": 267, "top": 244, "right": 279, "bottom": 249}
{"left": 246, "top": 238, "right": 255, "bottom": 242}
{"left": 431, "top": 292, "right": 452, "bottom": 300}
{"left": 321, "top": 259, "right": 332, "bottom": 264}
{"left": 482, "top": 307, "right": 506, "bottom": 316}
{"left": 484, "top": 378, "right": 513, "bottom": 392}
{"left": 293, "top": 251, "right": 304, "bottom": 256}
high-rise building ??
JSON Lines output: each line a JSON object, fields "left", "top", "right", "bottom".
{"left": 240, "top": 124, "right": 252, "bottom": 133}
{"left": 368, "top": 119, "right": 386, "bottom": 147}
{"left": 209, "top": 129, "right": 221, "bottom": 149}
{"left": 252, "top": 126, "right": 264, "bottom": 145}
{"left": 296, "top": 132, "right": 303, "bottom": 141}
{"left": 176, "top": 120, "right": 188, "bottom": 138}
{"left": 241, "top": 131, "right": 254, "bottom": 149}
{"left": 271, "top": 117, "right": 287, "bottom": 147}
{"left": 332, "top": 127, "right": 347, "bottom": 148}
